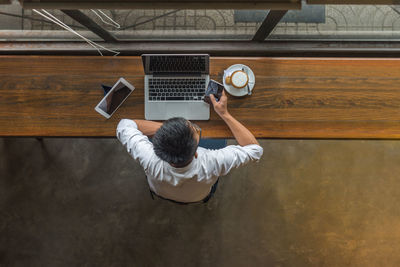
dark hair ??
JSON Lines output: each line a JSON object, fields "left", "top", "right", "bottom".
{"left": 152, "top": 117, "right": 198, "bottom": 166}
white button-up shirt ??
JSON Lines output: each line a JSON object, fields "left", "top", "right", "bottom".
{"left": 117, "top": 119, "right": 263, "bottom": 203}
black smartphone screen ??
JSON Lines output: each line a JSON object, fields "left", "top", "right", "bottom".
{"left": 204, "top": 80, "right": 224, "bottom": 104}
{"left": 98, "top": 85, "right": 132, "bottom": 115}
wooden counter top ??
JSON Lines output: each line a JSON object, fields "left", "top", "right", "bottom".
{"left": 1, "top": 56, "right": 400, "bottom": 138}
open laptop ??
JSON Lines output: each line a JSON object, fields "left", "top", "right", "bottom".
{"left": 142, "top": 54, "right": 210, "bottom": 120}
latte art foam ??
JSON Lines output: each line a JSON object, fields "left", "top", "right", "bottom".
{"left": 231, "top": 71, "right": 248, "bottom": 88}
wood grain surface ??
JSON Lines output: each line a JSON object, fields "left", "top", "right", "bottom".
{"left": 1, "top": 56, "right": 400, "bottom": 138}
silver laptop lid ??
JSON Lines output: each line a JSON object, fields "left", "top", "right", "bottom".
{"left": 141, "top": 54, "right": 209, "bottom": 75}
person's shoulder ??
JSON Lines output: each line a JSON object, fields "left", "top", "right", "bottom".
{"left": 209, "top": 144, "right": 264, "bottom": 160}
{"left": 202, "top": 144, "right": 262, "bottom": 151}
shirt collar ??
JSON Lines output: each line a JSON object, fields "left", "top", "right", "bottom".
{"left": 167, "top": 157, "right": 196, "bottom": 172}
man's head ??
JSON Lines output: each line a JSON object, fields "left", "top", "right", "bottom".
{"left": 152, "top": 117, "right": 201, "bottom": 167}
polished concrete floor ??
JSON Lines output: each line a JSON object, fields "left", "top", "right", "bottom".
{"left": 1, "top": 138, "right": 400, "bottom": 267}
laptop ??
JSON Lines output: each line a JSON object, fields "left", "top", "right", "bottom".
{"left": 142, "top": 54, "right": 210, "bottom": 120}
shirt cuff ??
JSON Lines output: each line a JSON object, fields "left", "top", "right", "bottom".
{"left": 243, "top": 144, "right": 264, "bottom": 161}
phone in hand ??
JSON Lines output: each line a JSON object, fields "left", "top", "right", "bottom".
{"left": 203, "top": 79, "right": 224, "bottom": 104}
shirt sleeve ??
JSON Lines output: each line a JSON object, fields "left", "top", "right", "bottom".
{"left": 116, "top": 119, "right": 156, "bottom": 171}
{"left": 205, "top": 144, "right": 264, "bottom": 177}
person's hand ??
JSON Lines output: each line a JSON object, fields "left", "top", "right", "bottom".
{"left": 209, "top": 90, "right": 229, "bottom": 118}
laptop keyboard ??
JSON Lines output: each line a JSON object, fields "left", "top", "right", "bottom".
{"left": 148, "top": 78, "right": 206, "bottom": 101}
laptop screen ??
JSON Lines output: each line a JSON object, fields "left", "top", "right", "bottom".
{"left": 142, "top": 54, "right": 209, "bottom": 75}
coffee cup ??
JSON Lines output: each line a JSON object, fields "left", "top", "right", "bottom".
{"left": 225, "top": 70, "right": 249, "bottom": 89}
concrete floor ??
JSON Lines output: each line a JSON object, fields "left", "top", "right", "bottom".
{"left": 1, "top": 138, "right": 400, "bottom": 266}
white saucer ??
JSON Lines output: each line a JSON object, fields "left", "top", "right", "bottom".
{"left": 223, "top": 64, "right": 255, "bottom": 97}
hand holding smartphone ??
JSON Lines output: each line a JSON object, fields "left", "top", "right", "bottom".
{"left": 203, "top": 79, "right": 224, "bottom": 104}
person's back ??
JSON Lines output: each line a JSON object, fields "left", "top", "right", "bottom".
{"left": 117, "top": 91, "right": 263, "bottom": 203}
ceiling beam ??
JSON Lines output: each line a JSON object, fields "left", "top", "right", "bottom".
{"left": 61, "top": 10, "right": 118, "bottom": 42}
{"left": 252, "top": 10, "right": 288, "bottom": 41}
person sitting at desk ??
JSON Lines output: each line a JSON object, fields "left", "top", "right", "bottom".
{"left": 116, "top": 91, "right": 263, "bottom": 204}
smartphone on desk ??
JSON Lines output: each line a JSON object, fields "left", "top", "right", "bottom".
{"left": 203, "top": 79, "right": 224, "bottom": 104}
{"left": 95, "top": 78, "right": 135, "bottom": 119}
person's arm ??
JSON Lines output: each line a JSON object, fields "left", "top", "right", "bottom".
{"left": 133, "top": 120, "right": 162, "bottom": 137}
{"left": 209, "top": 91, "right": 259, "bottom": 146}
{"left": 116, "top": 119, "right": 160, "bottom": 172}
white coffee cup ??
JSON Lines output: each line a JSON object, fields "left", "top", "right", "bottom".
{"left": 225, "top": 70, "right": 249, "bottom": 89}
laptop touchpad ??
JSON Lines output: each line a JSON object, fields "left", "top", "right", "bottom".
{"left": 166, "top": 103, "right": 189, "bottom": 119}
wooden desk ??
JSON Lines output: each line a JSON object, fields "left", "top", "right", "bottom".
{"left": 1, "top": 56, "right": 400, "bottom": 138}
